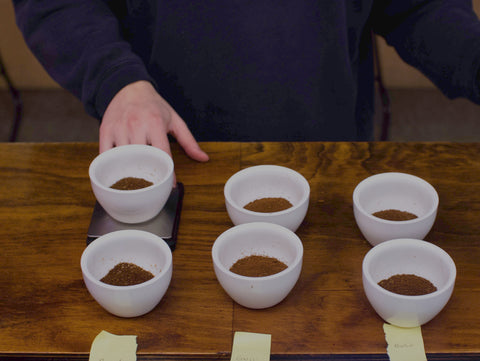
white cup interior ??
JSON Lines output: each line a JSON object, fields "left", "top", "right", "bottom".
{"left": 214, "top": 224, "right": 302, "bottom": 274}
{"left": 364, "top": 239, "right": 455, "bottom": 292}
{"left": 355, "top": 173, "right": 438, "bottom": 219}
{"left": 90, "top": 146, "right": 173, "bottom": 191}
{"left": 83, "top": 234, "right": 169, "bottom": 283}
{"left": 225, "top": 166, "right": 309, "bottom": 211}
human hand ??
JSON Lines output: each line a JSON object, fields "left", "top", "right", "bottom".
{"left": 99, "top": 80, "right": 209, "bottom": 164}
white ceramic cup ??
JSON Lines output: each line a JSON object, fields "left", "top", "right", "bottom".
{"left": 89, "top": 144, "right": 174, "bottom": 223}
{"left": 81, "top": 229, "right": 173, "bottom": 317}
{"left": 224, "top": 165, "right": 310, "bottom": 232}
{"left": 212, "top": 222, "right": 303, "bottom": 309}
{"left": 362, "top": 238, "right": 456, "bottom": 327}
{"left": 353, "top": 172, "right": 439, "bottom": 246}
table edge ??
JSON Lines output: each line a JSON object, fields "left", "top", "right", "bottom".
{"left": 0, "top": 353, "right": 479, "bottom": 361}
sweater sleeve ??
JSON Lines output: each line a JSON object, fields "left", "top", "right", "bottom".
{"left": 371, "top": 0, "right": 480, "bottom": 104}
{"left": 13, "top": 0, "right": 155, "bottom": 119}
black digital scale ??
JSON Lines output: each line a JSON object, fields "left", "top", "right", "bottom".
{"left": 86, "top": 182, "right": 184, "bottom": 251}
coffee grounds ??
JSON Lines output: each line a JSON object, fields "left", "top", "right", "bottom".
{"left": 110, "top": 177, "right": 153, "bottom": 190}
{"left": 100, "top": 262, "right": 155, "bottom": 286}
{"left": 244, "top": 197, "right": 293, "bottom": 213}
{"left": 378, "top": 274, "right": 437, "bottom": 296}
{"left": 373, "top": 209, "right": 418, "bottom": 221}
{"left": 229, "top": 255, "right": 288, "bottom": 277}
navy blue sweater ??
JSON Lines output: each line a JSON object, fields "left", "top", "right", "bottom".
{"left": 13, "top": 0, "right": 480, "bottom": 141}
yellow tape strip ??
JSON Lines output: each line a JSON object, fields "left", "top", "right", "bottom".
{"left": 89, "top": 330, "right": 137, "bottom": 361}
{"left": 230, "top": 331, "right": 271, "bottom": 361}
{"left": 384, "top": 323, "right": 427, "bottom": 361}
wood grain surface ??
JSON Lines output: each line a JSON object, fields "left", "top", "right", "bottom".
{"left": 1, "top": 142, "right": 479, "bottom": 359}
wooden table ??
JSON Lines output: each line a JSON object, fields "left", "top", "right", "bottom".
{"left": 1, "top": 142, "right": 479, "bottom": 360}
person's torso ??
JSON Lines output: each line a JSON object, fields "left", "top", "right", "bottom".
{"left": 121, "top": 0, "right": 375, "bottom": 141}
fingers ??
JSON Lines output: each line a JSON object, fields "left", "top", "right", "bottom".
{"left": 99, "top": 120, "right": 132, "bottom": 153}
{"left": 98, "top": 120, "right": 117, "bottom": 153}
{"left": 168, "top": 113, "right": 209, "bottom": 162}
{"left": 148, "top": 129, "right": 173, "bottom": 159}
{"left": 98, "top": 80, "right": 208, "bottom": 166}
{"left": 98, "top": 132, "right": 114, "bottom": 154}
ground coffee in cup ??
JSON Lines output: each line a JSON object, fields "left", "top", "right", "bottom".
{"left": 373, "top": 209, "right": 418, "bottom": 221}
{"left": 244, "top": 197, "right": 293, "bottom": 213}
{"left": 230, "top": 255, "right": 288, "bottom": 277}
{"left": 101, "top": 262, "right": 155, "bottom": 286}
{"left": 378, "top": 273, "right": 437, "bottom": 295}
{"left": 110, "top": 177, "right": 153, "bottom": 190}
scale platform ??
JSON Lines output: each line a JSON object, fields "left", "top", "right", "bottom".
{"left": 86, "top": 182, "right": 184, "bottom": 251}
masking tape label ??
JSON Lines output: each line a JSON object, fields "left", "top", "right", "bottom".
{"left": 230, "top": 331, "right": 271, "bottom": 361}
{"left": 384, "top": 323, "right": 427, "bottom": 361}
{"left": 89, "top": 330, "right": 137, "bottom": 361}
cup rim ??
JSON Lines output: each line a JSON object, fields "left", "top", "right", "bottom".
{"left": 88, "top": 144, "right": 174, "bottom": 194}
{"left": 212, "top": 222, "right": 304, "bottom": 281}
{"left": 353, "top": 172, "right": 439, "bottom": 224}
{"left": 224, "top": 165, "right": 310, "bottom": 216}
{"left": 80, "top": 229, "right": 172, "bottom": 290}
{"left": 362, "top": 238, "right": 456, "bottom": 300}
